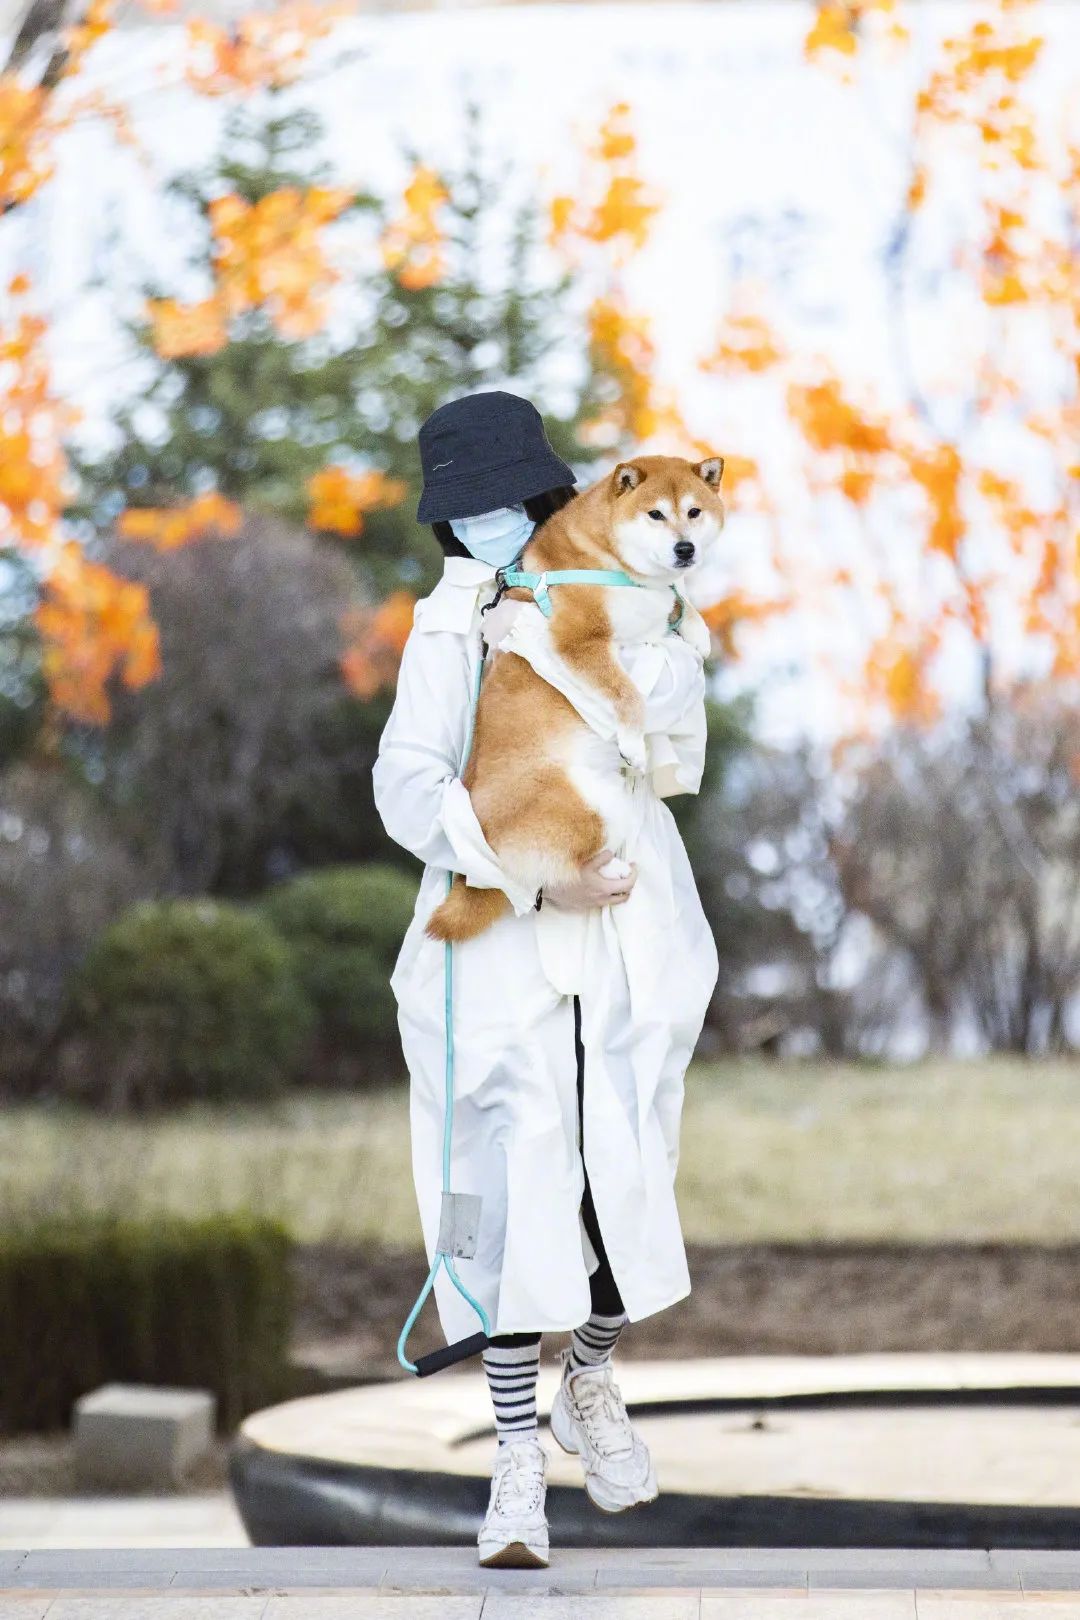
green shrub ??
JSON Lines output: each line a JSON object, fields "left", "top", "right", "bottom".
{"left": 59, "top": 899, "right": 314, "bottom": 1110}
{"left": 259, "top": 863, "right": 418, "bottom": 1085}
{"left": 0, "top": 1214, "right": 292, "bottom": 1434}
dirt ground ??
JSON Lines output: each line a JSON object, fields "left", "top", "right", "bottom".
{"left": 291, "top": 1241, "right": 1080, "bottom": 1380}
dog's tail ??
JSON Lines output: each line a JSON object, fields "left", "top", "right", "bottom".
{"left": 426, "top": 877, "right": 511, "bottom": 943}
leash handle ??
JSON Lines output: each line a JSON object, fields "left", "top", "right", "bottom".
{"left": 414, "top": 1331, "right": 491, "bottom": 1377}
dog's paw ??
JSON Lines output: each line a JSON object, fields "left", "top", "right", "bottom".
{"left": 616, "top": 726, "right": 647, "bottom": 775}
{"left": 596, "top": 856, "right": 633, "bottom": 881}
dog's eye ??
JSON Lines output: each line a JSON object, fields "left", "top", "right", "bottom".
{"left": 648, "top": 509, "right": 665, "bottom": 521}
{"left": 687, "top": 507, "right": 701, "bottom": 519}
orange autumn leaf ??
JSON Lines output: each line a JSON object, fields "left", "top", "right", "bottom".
{"left": 840, "top": 466, "right": 876, "bottom": 504}
{"left": 548, "top": 194, "right": 576, "bottom": 246}
{"left": 788, "top": 377, "right": 894, "bottom": 463}
{"left": 0, "top": 81, "right": 54, "bottom": 210}
{"left": 117, "top": 492, "right": 243, "bottom": 551}
{"left": 715, "top": 452, "right": 761, "bottom": 498}
{"left": 147, "top": 297, "right": 228, "bottom": 359}
{"left": 0, "top": 310, "right": 73, "bottom": 550}
{"left": 906, "top": 165, "right": 927, "bottom": 211}
{"left": 584, "top": 173, "right": 659, "bottom": 253}
{"left": 185, "top": 2, "right": 350, "bottom": 96}
{"left": 370, "top": 590, "right": 416, "bottom": 657}
{"left": 698, "top": 590, "right": 786, "bottom": 660}
{"left": 906, "top": 444, "right": 965, "bottom": 560}
{"left": 805, "top": 4, "right": 858, "bottom": 61}
{"left": 61, "top": 0, "right": 116, "bottom": 62}
{"left": 593, "top": 103, "right": 638, "bottom": 165}
{"left": 0, "top": 299, "right": 158, "bottom": 725}
{"left": 210, "top": 185, "right": 353, "bottom": 337}
{"left": 307, "top": 465, "right": 407, "bottom": 537}
{"left": 35, "top": 544, "right": 161, "bottom": 725}
{"left": 551, "top": 103, "right": 660, "bottom": 267}
{"left": 341, "top": 591, "right": 416, "bottom": 697}
{"left": 701, "top": 312, "right": 784, "bottom": 376}
{"left": 583, "top": 296, "right": 686, "bottom": 446}
{"left": 146, "top": 185, "right": 353, "bottom": 356}
{"left": 379, "top": 165, "right": 448, "bottom": 291}
{"left": 865, "top": 631, "right": 942, "bottom": 726}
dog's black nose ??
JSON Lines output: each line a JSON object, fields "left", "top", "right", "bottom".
{"left": 673, "top": 540, "right": 695, "bottom": 564}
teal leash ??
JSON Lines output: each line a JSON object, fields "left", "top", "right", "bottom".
{"left": 397, "top": 649, "right": 492, "bottom": 1375}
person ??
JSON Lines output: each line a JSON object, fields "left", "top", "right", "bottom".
{"left": 372, "top": 389, "right": 719, "bottom": 1568}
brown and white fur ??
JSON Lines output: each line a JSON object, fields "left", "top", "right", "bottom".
{"left": 426, "top": 454, "right": 725, "bottom": 943}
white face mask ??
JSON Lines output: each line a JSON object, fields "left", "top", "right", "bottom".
{"left": 448, "top": 505, "right": 535, "bottom": 569}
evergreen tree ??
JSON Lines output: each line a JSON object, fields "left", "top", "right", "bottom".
{"left": 76, "top": 103, "right": 616, "bottom": 596}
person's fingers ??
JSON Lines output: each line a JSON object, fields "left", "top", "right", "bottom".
{"left": 585, "top": 848, "right": 615, "bottom": 872}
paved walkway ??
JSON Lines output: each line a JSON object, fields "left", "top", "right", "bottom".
{"left": 6, "top": 1550, "right": 1080, "bottom": 1616}
{"left": 0, "top": 1496, "right": 247, "bottom": 1551}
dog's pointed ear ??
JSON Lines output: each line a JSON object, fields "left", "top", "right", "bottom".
{"left": 695, "top": 456, "right": 725, "bottom": 489}
{"left": 613, "top": 461, "right": 644, "bottom": 495}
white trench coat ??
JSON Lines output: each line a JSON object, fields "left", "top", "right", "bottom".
{"left": 372, "top": 555, "right": 719, "bottom": 1341}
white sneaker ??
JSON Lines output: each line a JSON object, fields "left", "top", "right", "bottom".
{"left": 549, "top": 1347, "right": 658, "bottom": 1512}
{"left": 477, "top": 1435, "right": 550, "bottom": 1568}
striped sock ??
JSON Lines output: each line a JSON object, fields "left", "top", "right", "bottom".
{"left": 482, "top": 1341, "right": 540, "bottom": 1445}
{"left": 568, "top": 1310, "right": 627, "bottom": 1376}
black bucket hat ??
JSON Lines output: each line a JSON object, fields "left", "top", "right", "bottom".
{"left": 417, "top": 390, "right": 577, "bottom": 523}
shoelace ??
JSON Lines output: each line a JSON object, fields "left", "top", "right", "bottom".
{"left": 493, "top": 1444, "right": 545, "bottom": 1514}
{"left": 571, "top": 1371, "right": 635, "bottom": 1458}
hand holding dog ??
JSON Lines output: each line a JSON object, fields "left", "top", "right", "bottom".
{"left": 543, "top": 849, "right": 637, "bottom": 911}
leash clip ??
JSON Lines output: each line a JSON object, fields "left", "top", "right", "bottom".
{"left": 481, "top": 572, "right": 508, "bottom": 616}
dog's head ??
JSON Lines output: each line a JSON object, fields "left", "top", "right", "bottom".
{"left": 606, "top": 454, "right": 725, "bottom": 581}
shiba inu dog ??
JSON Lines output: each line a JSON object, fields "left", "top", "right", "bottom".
{"left": 426, "top": 454, "right": 725, "bottom": 943}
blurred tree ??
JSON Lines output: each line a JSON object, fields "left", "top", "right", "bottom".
{"left": 0, "top": 760, "right": 149, "bottom": 1095}
{"left": 0, "top": 551, "right": 47, "bottom": 764}
{"left": 82, "top": 513, "right": 398, "bottom": 896}
{"left": 709, "top": 0, "right": 1080, "bottom": 732}
{"left": 76, "top": 103, "right": 616, "bottom": 601}
{"left": 0, "top": 1, "right": 346, "bottom": 733}
{"left": 836, "top": 695, "right": 1080, "bottom": 1056}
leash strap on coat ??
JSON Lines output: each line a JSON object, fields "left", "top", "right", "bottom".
{"left": 397, "top": 648, "right": 494, "bottom": 1377}
{"left": 489, "top": 564, "right": 684, "bottom": 629}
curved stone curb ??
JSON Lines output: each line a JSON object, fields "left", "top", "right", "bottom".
{"left": 229, "top": 1354, "right": 1080, "bottom": 1550}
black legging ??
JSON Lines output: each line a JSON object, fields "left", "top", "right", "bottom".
{"left": 490, "top": 995, "right": 624, "bottom": 1349}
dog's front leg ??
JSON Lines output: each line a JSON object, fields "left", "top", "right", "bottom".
{"left": 555, "top": 633, "right": 647, "bottom": 773}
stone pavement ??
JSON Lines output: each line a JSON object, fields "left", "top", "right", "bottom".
{"left": 0, "top": 1496, "right": 246, "bottom": 1551}
{"left": 6, "top": 1549, "right": 1080, "bottom": 1616}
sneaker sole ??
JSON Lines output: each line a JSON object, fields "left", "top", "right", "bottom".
{"left": 584, "top": 1475, "right": 659, "bottom": 1513}
{"left": 478, "top": 1540, "right": 549, "bottom": 1569}
{"left": 548, "top": 1401, "right": 659, "bottom": 1513}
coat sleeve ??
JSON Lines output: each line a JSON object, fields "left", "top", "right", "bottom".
{"left": 372, "top": 626, "right": 540, "bottom": 915}
{"left": 619, "top": 638, "right": 707, "bottom": 800}
{"left": 499, "top": 605, "right": 708, "bottom": 800}
{"left": 618, "top": 637, "right": 705, "bottom": 739}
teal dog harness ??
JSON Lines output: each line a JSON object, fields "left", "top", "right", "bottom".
{"left": 491, "top": 565, "right": 684, "bottom": 629}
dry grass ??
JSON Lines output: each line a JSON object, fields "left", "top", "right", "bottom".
{"left": 675, "top": 1057, "right": 1080, "bottom": 1243}
{"left": 5, "top": 1058, "right": 1080, "bottom": 1245}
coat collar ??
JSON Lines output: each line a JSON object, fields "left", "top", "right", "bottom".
{"left": 414, "top": 556, "right": 495, "bottom": 635}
